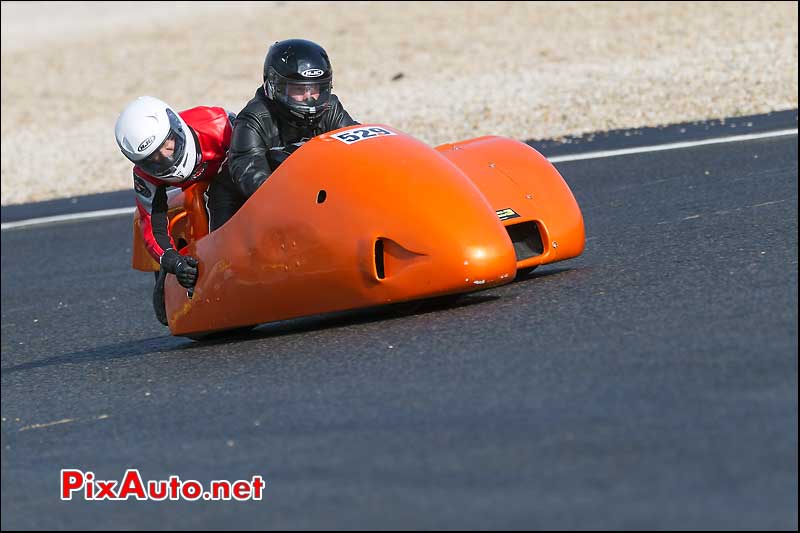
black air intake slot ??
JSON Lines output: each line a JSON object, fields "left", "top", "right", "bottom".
{"left": 374, "top": 239, "right": 386, "bottom": 279}
{"left": 506, "top": 221, "right": 544, "bottom": 261}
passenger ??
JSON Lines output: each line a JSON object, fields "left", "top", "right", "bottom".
{"left": 229, "top": 38, "right": 359, "bottom": 198}
{"left": 114, "top": 96, "right": 245, "bottom": 325}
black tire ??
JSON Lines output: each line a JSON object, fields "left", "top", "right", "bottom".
{"left": 517, "top": 266, "right": 538, "bottom": 278}
{"left": 388, "top": 294, "right": 466, "bottom": 316}
{"left": 184, "top": 325, "right": 257, "bottom": 342}
{"left": 387, "top": 300, "right": 424, "bottom": 316}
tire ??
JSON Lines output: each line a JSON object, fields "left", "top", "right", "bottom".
{"left": 388, "top": 294, "right": 466, "bottom": 316}
{"left": 387, "top": 300, "right": 424, "bottom": 316}
{"left": 185, "top": 325, "right": 257, "bottom": 341}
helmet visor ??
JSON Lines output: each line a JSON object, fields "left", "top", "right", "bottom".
{"left": 274, "top": 78, "right": 332, "bottom": 115}
{"left": 138, "top": 109, "right": 187, "bottom": 178}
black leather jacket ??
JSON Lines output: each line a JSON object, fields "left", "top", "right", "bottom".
{"left": 229, "top": 87, "right": 358, "bottom": 197}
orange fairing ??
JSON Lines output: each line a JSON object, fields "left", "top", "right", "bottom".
{"left": 436, "top": 136, "right": 585, "bottom": 269}
{"left": 131, "top": 124, "right": 584, "bottom": 337}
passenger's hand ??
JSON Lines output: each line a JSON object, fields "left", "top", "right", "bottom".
{"left": 161, "top": 249, "right": 199, "bottom": 289}
{"left": 174, "top": 256, "right": 199, "bottom": 289}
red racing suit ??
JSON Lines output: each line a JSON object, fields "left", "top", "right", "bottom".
{"left": 133, "top": 106, "right": 234, "bottom": 263}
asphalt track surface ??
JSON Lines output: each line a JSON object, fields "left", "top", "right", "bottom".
{"left": 1, "top": 131, "right": 797, "bottom": 529}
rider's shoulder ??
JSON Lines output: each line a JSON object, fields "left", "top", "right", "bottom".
{"left": 239, "top": 89, "right": 274, "bottom": 121}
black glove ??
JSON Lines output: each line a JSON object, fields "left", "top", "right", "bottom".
{"left": 160, "top": 249, "right": 199, "bottom": 289}
{"left": 175, "top": 256, "right": 199, "bottom": 289}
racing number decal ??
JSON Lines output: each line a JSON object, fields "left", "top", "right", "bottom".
{"left": 332, "top": 127, "right": 396, "bottom": 145}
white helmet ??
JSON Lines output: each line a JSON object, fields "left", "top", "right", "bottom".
{"left": 114, "top": 96, "right": 198, "bottom": 183}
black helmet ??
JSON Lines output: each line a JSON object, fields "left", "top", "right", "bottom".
{"left": 263, "top": 39, "right": 333, "bottom": 127}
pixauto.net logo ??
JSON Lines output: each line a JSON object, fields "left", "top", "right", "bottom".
{"left": 61, "top": 469, "right": 266, "bottom": 501}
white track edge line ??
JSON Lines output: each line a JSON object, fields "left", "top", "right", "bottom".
{"left": 547, "top": 128, "right": 797, "bottom": 163}
{"left": 1, "top": 207, "right": 135, "bottom": 230}
{"left": 2, "top": 127, "right": 797, "bottom": 231}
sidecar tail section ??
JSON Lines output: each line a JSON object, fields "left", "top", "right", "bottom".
{"left": 436, "top": 136, "right": 585, "bottom": 270}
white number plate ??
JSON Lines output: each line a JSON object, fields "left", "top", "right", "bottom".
{"left": 331, "top": 126, "right": 396, "bottom": 145}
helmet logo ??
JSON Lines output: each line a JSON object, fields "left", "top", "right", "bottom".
{"left": 138, "top": 135, "right": 156, "bottom": 152}
{"left": 301, "top": 68, "right": 324, "bottom": 78}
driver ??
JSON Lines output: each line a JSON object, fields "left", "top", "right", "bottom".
{"left": 228, "top": 38, "right": 359, "bottom": 198}
{"left": 115, "top": 96, "right": 245, "bottom": 325}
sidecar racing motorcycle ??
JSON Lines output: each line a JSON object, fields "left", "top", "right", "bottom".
{"left": 131, "top": 124, "right": 585, "bottom": 338}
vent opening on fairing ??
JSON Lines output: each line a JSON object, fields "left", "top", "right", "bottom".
{"left": 316, "top": 190, "right": 327, "bottom": 203}
{"left": 374, "top": 238, "right": 386, "bottom": 279}
{"left": 505, "top": 221, "right": 544, "bottom": 261}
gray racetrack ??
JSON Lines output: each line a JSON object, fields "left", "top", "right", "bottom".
{"left": 1, "top": 134, "right": 797, "bottom": 530}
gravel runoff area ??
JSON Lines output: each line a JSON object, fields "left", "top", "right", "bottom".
{"left": 1, "top": 1, "right": 797, "bottom": 205}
